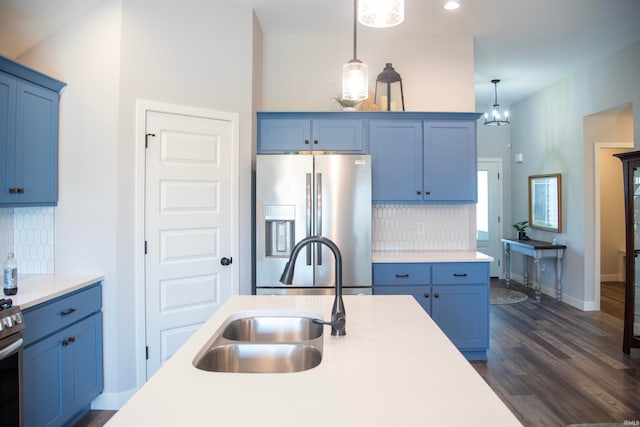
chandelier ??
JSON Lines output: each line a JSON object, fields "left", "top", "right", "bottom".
{"left": 484, "top": 79, "right": 510, "bottom": 126}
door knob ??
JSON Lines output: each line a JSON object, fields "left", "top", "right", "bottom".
{"left": 220, "top": 257, "right": 233, "bottom": 266}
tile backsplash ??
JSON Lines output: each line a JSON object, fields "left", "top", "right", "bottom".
{"left": 0, "top": 207, "right": 54, "bottom": 274}
{"left": 372, "top": 203, "right": 476, "bottom": 251}
{"left": 0, "top": 204, "right": 474, "bottom": 274}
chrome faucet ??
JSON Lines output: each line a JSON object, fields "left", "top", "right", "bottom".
{"left": 279, "top": 235, "right": 346, "bottom": 336}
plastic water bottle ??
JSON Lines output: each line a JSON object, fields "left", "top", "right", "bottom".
{"left": 3, "top": 252, "right": 18, "bottom": 296}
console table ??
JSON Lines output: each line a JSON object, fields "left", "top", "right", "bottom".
{"left": 501, "top": 238, "right": 567, "bottom": 303}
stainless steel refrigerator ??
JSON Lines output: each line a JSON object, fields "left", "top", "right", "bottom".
{"left": 255, "top": 154, "right": 372, "bottom": 295}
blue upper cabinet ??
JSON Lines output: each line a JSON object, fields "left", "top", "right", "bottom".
{"left": 370, "top": 113, "right": 480, "bottom": 203}
{"left": 258, "top": 112, "right": 365, "bottom": 153}
{"left": 370, "top": 120, "right": 423, "bottom": 201}
{"left": 0, "top": 56, "right": 66, "bottom": 207}
{"left": 423, "top": 120, "right": 477, "bottom": 202}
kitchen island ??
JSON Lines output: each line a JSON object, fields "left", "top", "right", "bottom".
{"left": 107, "top": 295, "right": 521, "bottom": 427}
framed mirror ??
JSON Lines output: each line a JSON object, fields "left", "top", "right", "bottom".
{"left": 528, "top": 173, "right": 562, "bottom": 232}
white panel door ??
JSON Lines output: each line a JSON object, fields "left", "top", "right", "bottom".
{"left": 145, "top": 110, "right": 235, "bottom": 378}
{"left": 476, "top": 159, "right": 502, "bottom": 277}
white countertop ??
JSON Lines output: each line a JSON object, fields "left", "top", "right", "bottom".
{"left": 107, "top": 295, "right": 521, "bottom": 427}
{"left": 7, "top": 274, "right": 104, "bottom": 309}
{"left": 373, "top": 250, "right": 494, "bottom": 263}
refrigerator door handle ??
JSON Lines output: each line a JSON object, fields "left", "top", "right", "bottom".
{"left": 316, "top": 172, "right": 322, "bottom": 265}
{"left": 306, "top": 172, "right": 312, "bottom": 265}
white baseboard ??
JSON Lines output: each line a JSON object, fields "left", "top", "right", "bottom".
{"left": 506, "top": 273, "right": 595, "bottom": 310}
{"left": 91, "top": 388, "right": 138, "bottom": 410}
{"left": 600, "top": 273, "right": 623, "bottom": 282}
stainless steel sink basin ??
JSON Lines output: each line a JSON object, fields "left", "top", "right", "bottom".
{"left": 222, "top": 316, "right": 323, "bottom": 342}
{"left": 193, "top": 311, "right": 324, "bottom": 374}
{"left": 194, "top": 343, "right": 322, "bottom": 373}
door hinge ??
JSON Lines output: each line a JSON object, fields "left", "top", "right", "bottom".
{"left": 144, "top": 241, "right": 148, "bottom": 254}
{"left": 146, "top": 346, "right": 149, "bottom": 360}
{"left": 497, "top": 172, "right": 500, "bottom": 180}
{"left": 498, "top": 216, "right": 501, "bottom": 223}
{"left": 145, "top": 133, "right": 156, "bottom": 148}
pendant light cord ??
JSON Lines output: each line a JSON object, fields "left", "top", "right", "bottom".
{"left": 353, "top": 0, "right": 358, "bottom": 60}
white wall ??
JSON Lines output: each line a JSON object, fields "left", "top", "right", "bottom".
{"left": 508, "top": 41, "right": 640, "bottom": 309}
{"left": 116, "top": 0, "right": 256, "bottom": 402}
{"left": 16, "top": 0, "right": 124, "bottom": 406}
{"left": 262, "top": 32, "right": 475, "bottom": 111}
{"left": 599, "top": 147, "right": 628, "bottom": 281}
{"left": 12, "top": 0, "right": 258, "bottom": 407}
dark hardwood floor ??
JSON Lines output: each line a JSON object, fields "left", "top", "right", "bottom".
{"left": 75, "top": 279, "right": 639, "bottom": 427}
{"left": 600, "top": 281, "right": 625, "bottom": 319}
{"left": 471, "top": 279, "right": 640, "bottom": 427}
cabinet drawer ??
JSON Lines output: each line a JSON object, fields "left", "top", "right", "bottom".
{"left": 23, "top": 283, "right": 102, "bottom": 347}
{"left": 432, "top": 263, "right": 488, "bottom": 284}
{"left": 373, "top": 263, "right": 431, "bottom": 285}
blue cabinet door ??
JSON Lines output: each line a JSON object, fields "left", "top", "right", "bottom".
{"left": 23, "top": 330, "right": 66, "bottom": 427}
{"left": 14, "top": 81, "right": 59, "bottom": 205}
{"left": 23, "top": 312, "right": 103, "bottom": 427}
{"left": 370, "top": 120, "right": 422, "bottom": 201}
{"left": 0, "top": 73, "right": 59, "bottom": 206}
{"left": 311, "top": 119, "right": 364, "bottom": 152}
{"left": 430, "top": 284, "right": 488, "bottom": 350}
{"left": 259, "top": 119, "right": 311, "bottom": 152}
{"left": 67, "top": 312, "right": 104, "bottom": 416}
{"left": 258, "top": 115, "right": 365, "bottom": 153}
{"left": 0, "top": 73, "right": 16, "bottom": 204}
{"left": 423, "top": 121, "right": 477, "bottom": 202}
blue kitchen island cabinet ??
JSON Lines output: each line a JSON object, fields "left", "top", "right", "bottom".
{"left": 373, "top": 262, "right": 489, "bottom": 360}
{"left": 370, "top": 114, "right": 480, "bottom": 203}
{"left": 22, "top": 282, "right": 103, "bottom": 427}
{"left": 0, "top": 56, "right": 66, "bottom": 207}
{"left": 258, "top": 112, "right": 365, "bottom": 153}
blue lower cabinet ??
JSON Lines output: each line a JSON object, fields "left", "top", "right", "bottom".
{"left": 23, "top": 283, "right": 103, "bottom": 427}
{"left": 374, "top": 263, "right": 489, "bottom": 360}
{"left": 23, "top": 332, "right": 65, "bottom": 427}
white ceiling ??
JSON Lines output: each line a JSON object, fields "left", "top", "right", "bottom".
{"left": 1, "top": 0, "right": 639, "bottom": 110}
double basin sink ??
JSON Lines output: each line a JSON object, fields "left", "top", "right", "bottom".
{"left": 193, "top": 311, "right": 324, "bottom": 374}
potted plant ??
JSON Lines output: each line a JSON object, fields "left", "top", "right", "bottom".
{"left": 333, "top": 94, "right": 360, "bottom": 111}
{"left": 512, "top": 221, "right": 529, "bottom": 240}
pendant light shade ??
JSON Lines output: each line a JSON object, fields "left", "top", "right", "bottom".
{"left": 484, "top": 79, "right": 510, "bottom": 126}
{"left": 358, "top": 0, "right": 404, "bottom": 28}
{"left": 342, "top": 60, "right": 369, "bottom": 101}
{"left": 342, "top": 0, "right": 369, "bottom": 101}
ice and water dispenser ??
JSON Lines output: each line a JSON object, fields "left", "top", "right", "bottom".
{"left": 264, "top": 205, "right": 296, "bottom": 258}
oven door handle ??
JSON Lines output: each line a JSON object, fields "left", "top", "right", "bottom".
{"left": 0, "top": 337, "right": 23, "bottom": 361}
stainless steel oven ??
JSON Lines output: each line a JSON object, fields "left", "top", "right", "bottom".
{"left": 0, "top": 299, "right": 25, "bottom": 427}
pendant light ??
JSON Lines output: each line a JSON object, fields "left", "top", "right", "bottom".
{"left": 358, "top": 0, "right": 404, "bottom": 28}
{"left": 484, "top": 79, "right": 510, "bottom": 126}
{"left": 342, "top": 0, "right": 368, "bottom": 101}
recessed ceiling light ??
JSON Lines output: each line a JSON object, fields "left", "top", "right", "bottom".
{"left": 444, "top": 1, "right": 460, "bottom": 10}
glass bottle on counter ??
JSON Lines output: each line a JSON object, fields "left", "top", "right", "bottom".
{"left": 3, "top": 252, "right": 18, "bottom": 296}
